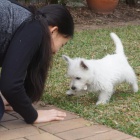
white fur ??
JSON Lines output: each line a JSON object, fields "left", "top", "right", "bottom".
{"left": 62, "top": 33, "right": 138, "bottom": 105}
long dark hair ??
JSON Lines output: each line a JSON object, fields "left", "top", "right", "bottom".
{"left": 25, "top": 4, "right": 74, "bottom": 102}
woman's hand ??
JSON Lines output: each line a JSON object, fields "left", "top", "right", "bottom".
{"left": 34, "top": 109, "right": 66, "bottom": 123}
{"left": 3, "top": 99, "right": 13, "bottom": 111}
{"left": 0, "top": 93, "right": 13, "bottom": 111}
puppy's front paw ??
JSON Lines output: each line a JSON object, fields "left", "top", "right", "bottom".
{"left": 66, "top": 90, "right": 74, "bottom": 96}
{"left": 96, "top": 100, "right": 108, "bottom": 105}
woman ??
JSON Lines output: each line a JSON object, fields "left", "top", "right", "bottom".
{"left": 0, "top": 0, "right": 74, "bottom": 124}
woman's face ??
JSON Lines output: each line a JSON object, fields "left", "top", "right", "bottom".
{"left": 50, "top": 26, "right": 70, "bottom": 54}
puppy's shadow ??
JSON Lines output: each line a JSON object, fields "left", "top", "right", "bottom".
{"left": 111, "top": 89, "right": 135, "bottom": 102}
{"left": 66, "top": 92, "right": 98, "bottom": 105}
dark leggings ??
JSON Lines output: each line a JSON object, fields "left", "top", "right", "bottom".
{"left": 0, "top": 95, "right": 4, "bottom": 121}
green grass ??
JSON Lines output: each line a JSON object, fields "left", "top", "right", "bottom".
{"left": 42, "top": 25, "right": 140, "bottom": 138}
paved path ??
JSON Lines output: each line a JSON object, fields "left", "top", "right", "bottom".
{"left": 0, "top": 102, "right": 139, "bottom": 140}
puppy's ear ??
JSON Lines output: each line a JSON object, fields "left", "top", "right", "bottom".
{"left": 80, "top": 61, "right": 88, "bottom": 70}
{"left": 62, "top": 55, "right": 72, "bottom": 64}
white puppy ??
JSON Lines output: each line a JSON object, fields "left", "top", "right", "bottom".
{"left": 62, "top": 33, "right": 138, "bottom": 105}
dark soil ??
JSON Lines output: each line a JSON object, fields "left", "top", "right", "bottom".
{"left": 68, "top": 2, "right": 140, "bottom": 31}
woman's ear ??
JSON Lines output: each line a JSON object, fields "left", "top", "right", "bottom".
{"left": 49, "top": 26, "right": 58, "bottom": 34}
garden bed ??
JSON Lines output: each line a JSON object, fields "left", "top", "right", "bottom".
{"left": 68, "top": 2, "right": 140, "bottom": 30}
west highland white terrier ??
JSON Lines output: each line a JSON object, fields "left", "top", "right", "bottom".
{"left": 62, "top": 33, "right": 138, "bottom": 105}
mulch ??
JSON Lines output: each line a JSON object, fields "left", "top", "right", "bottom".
{"left": 68, "top": 2, "right": 140, "bottom": 26}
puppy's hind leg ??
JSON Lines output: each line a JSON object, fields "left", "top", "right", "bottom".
{"left": 125, "top": 71, "right": 138, "bottom": 93}
{"left": 130, "top": 80, "right": 138, "bottom": 93}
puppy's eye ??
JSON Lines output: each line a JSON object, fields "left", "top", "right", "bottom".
{"left": 76, "top": 77, "right": 81, "bottom": 80}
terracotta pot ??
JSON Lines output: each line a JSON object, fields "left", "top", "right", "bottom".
{"left": 86, "top": 0, "right": 119, "bottom": 14}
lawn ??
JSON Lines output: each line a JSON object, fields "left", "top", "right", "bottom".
{"left": 43, "top": 25, "right": 140, "bottom": 138}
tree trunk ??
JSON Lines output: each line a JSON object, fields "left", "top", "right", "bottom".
{"left": 126, "top": 0, "right": 138, "bottom": 6}
{"left": 50, "top": 0, "right": 58, "bottom": 4}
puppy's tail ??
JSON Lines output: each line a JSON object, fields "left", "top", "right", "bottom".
{"left": 110, "top": 32, "right": 124, "bottom": 55}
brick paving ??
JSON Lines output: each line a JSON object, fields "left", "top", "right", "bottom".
{"left": 0, "top": 102, "right": 139, "bottom": 140}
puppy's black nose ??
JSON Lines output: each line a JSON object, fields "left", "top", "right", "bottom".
{"left": 71, "top": 86, "right": 76, "bottom": 90}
